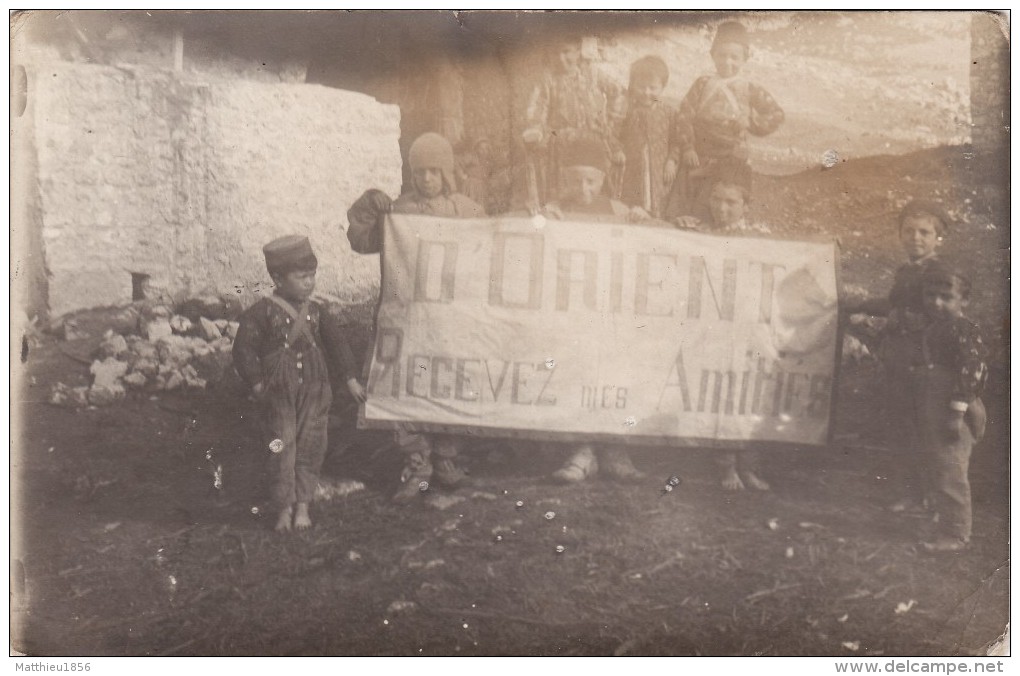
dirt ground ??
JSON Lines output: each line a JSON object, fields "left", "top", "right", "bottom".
{"left": 10, "top": 145, "right": 1009, "bottom": 656}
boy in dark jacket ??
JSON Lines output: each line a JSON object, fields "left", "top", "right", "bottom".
{"left": 233, "top": 235, "right": 364, "bottom": 531}
{"left": 914, "top": 266, "right": 987, "bottom": 551}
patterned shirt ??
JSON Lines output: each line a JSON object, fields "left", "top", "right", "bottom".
{"left": 232, "top": 296, "right": 358, "bottom": 388}
{"left": 674, "top": 75, "right": 784, "bottom": 161}
{"left": 922, "top": 314, "right": 988, "bottom": 405}
{"left": 617, "top": 101, "right": 682, "bottom": 218}
{"left": 526, "top": 64, "right": 626, "bottom": 147}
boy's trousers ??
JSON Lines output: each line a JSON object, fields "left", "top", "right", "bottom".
{"left": 915, "top": 365, "right": 975, "bottom": 541}
{"left": 882, "top": 332, "right": 975, "bottom": 540}
{"left": 261, "top": 344, "right": 333, "bottom": 508}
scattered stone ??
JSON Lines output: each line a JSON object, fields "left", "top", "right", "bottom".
{"left": 123, "top": 372, "right": 148, "bottom": 388}
{"left": 224, "top": 321, "right": 240, "bottom": 340}
{"left": 97, "top": 331, "right": 129, "bottom": 359}
{"left": 211, "top": 337, "right": 232, "bottom": 353}
{"left": 49, "top": 383, "right": 90, "bottom": 407}
{"left": 199, "top": 317, "right": 222, "bottom": 341}
{"left": 143, "top": 318, "right": 173, "bottom": 342}
{"left": 88, "top": 383, "right": 126, "bottom": 406}
{"left": 128, "top": 355, "right": 159, "bottom": 376}
{"left": 169, "top": 315, "right": 193, "bottom": 335}
{"left": 163, "top": 372, "right": 184, "bottom": 391}
{"left": 90, "top": 358, "right": 129, "bottom": 388}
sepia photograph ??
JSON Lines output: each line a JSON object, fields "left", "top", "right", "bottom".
{"left": 9, "top": 9, "right": 1010, "bottom": 660}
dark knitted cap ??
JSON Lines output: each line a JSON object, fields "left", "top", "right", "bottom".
{"left": 629, "top": 55, "right": 670, "bottom": 87}
{"left": 712, "top": 21, "right": 750, "bottom": 51}
{"left": 559, "top": 137, "right": 609, "bottom": 173}
{"left": 898, "top": 199, "right": 952, "bottom": 236}
{"left": 264, "top": 235, "right": 318, "bottom": 276}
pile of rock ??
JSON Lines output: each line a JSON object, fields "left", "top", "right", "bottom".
{"left": 49, "top": 297, "right": 241, "bottom": 408}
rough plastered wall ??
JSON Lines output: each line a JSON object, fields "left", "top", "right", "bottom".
{"left": 28, "top": 60, "right": 401, "bottom": 316}
{"left": 201, "top": 79, "right": 401, "bottom": 309}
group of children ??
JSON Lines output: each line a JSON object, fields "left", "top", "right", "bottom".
{"left": 231, "top": 22, "right": 989, "bottom": 551}
{"left": 523, "top": 21, "right": 783, "bottom": 231}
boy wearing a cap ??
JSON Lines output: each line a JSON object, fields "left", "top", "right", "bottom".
{"left": 347, "top": 132, "right": 485, "bottom": 503}
{"left": 233, "top": 236, "right": 364, "bottom": 531}
{"left": 667, "top": 21, "right": 784, "bottom": 223}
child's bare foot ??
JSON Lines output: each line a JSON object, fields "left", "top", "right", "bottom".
{"left": 294, "top": 502, "right": 312, "bottom": 530}
{"left": 275, "top": 506, "right": 293, "bottom": 532}
{"left": 721, "top": 468, "right": 745, "bottom": 491}
{"left": 742, "top": 472, "right": 770, "bottom": 491}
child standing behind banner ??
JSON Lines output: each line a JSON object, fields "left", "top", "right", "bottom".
{"left": 232, "top": 236, "right": 365, "bottom": 532}
{"left": 617, "top": 55, "right": 682, "bottom": 220}
{"left": 535, "top": 136, "right": 651, "bottom": 483}
{"left": 523, "top": 36, "right": 626, "bottom": 207}
{"left": 674, "top": 160, "right": 772, "bottom": 491}
{"left": 346, "top": 132, "right": 486, "bottom": 503}
{"left": 665, "top": 21, "right": 784, "bottom": 223}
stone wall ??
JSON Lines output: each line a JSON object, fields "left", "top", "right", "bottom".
{"left": 21, "top": 59, "right": 401, "bottom": 317}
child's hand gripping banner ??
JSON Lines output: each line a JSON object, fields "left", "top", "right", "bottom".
{"left": 359, "top": 214, "right": 841, "bottom": 449}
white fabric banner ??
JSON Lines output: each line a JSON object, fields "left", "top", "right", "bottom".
{"left": 360, "top": 214, "right": 840, "bottom": 448}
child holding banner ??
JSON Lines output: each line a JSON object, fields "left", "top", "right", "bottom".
{"left": 233, "top": 236, "right": 364, "bottom": 532}
{"left": 617, "top": 55, "right": 681, "bottom": 220}
{"left": 536, "top": 136, "right": 649, "bottom": 483}
{"left": 674, "top": 160, "right": 773, "bottom": 491}
{"left": 665, "top": 21, "right": 784, "bottom": 224}
{"left": 346, "top": 132, "right": 486, "bottom": 503}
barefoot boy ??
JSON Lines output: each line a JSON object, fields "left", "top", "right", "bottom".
{"left": 233, "top": 235, "right": 364, "bottom": 531}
